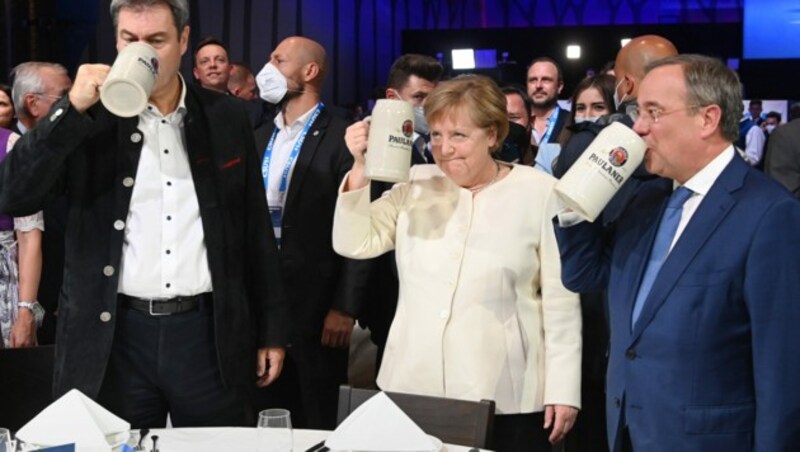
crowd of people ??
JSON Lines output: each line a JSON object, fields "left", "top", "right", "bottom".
{"left": 1, "top": 0, "right": 799, "bottom": 451}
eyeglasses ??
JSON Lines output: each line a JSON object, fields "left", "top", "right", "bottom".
{"left": 632, "top": 105, "right": 700, "bottom": 124}
{"left": 32, "top": 92, "right": 64, "bottom": 102}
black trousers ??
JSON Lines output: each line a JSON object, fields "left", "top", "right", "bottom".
{"left": 252, "top": 340, "right": 348, "bottom": 430}
{"left": 97, "top": 299, "right": 250, "bottom": 428}
{"left": 492, "top": 411, "right": 552, "bottom": 452}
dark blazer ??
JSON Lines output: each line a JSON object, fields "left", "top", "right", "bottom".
{"left": 547, "top": 106, "right": 570, "bottom": 144}
{"left": 765, "top": 119, "right": 800, "bottom": 198}
{"left": 0, "top": 84, "right": 288, "bottom": 398}
{"left": 554, "top": 155, "right": 800, "bottom": 451}
{"left": 254, "top": 106, "right": 370, "bottom": 343}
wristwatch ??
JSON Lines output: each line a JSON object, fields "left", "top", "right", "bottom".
{"left": 18, "top": 301, "right": 45, "bottom": 327}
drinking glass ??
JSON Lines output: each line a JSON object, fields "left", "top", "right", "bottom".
{"left": 257, "top": 409, "right": 293, "bottom": 452}
{"left": 0, "top": 428, "right": 13, "bottom": 452}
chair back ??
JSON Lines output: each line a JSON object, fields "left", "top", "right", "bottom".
{"left": 337, "top": 385, "right": 495, "bottom": 449}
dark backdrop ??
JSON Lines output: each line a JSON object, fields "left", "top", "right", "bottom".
{"left": 1, "top": 0, "right": 797, "bottom": 112}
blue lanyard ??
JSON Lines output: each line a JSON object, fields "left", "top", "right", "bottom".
{"left": 262, "top": 102, "right": 324, "bottom": 195}
{"left": 540, "top": 105, "right": 561, "bottom": 144}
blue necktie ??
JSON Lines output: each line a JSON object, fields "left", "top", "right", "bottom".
{"left": 631, "top": 186, "right": 693, "bottom": 328}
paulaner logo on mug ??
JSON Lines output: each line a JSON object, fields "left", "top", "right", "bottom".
{"left": 554, "top": 122, "right": 646, "bottom": 222}
{"left": 100, "top": 42, "right": 159, "bottom": 118}
{"left": 365, "top": 99, "right": 415, "bottom": 183}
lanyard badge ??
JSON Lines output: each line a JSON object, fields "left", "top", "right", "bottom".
{"left": 261, "top": 103, "right": 324, "bottom": 247}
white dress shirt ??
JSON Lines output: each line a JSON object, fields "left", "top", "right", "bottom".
{"left": 744, "top": 124, "right": 765, "bottom": 166}
{"left": 671, "top": 146, "right": 735, "bottom": 250}
{"left": 118, "top": 77, "right": 212, "bottom": 298}
{"left": 14, "top": 121, "right": 28, "bottom": 135}
{"left": 264, "top": 105, "right": 318, "bottom": 209}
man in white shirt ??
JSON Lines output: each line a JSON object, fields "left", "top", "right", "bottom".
{"left": 0, "top": 0, "right": 287, "bottom": 428}
{"left": 738, "top": 115, "right": 766, "bottom": 166}
{"left": 554, "top": 55, "right": 800, "bottom": 451}
{"left": 252, "top": 36, "right": 370, "bottom": 429}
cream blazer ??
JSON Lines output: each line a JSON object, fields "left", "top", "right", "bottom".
{"left": 333, "top": 164, "right": 581, "bottom": 414}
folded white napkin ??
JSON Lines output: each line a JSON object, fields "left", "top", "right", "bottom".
{"left": 325, "top": 392, "right": 438, "bottom": 452}
{"left": 16, "top": 389, "right": 130, "bottom": 452}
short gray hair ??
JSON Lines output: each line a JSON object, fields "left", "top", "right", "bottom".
{"left": 110, "top": 0, "right": 189, "bottom": 33}
{"left": 10, "top": 62, "right": 68, "bottom": 118}
{"left": 645, "top": 54, "right": 742, "bottom": 143}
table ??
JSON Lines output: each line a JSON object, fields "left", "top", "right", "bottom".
{"left": 148, "top": 427, "right": 488, "bottom": 451}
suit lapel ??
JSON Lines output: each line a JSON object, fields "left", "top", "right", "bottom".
{"left": 283, "top": 106, "right": 329, "bottom": 212}
{"left": 630, "top": 157, "right": 747, "bottom": 341}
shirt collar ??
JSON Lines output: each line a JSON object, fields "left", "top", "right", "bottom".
{"left": 16, "top": 120, "right": 28, "bottom": 135}
{"left": 532, "top": 104, "right": 560, "bottom": 123}
{"left": 143, "top": 74, "right": 188, "bottom": 119}
{"left": 273, "top": 103, "right": 319, "bottom": 133}
{"left": 675, "top": 145, "right": 735, "bottom": 196}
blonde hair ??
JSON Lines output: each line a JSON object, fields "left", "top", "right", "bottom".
{"left": 424, "top": 74, "right": 509, "bottom": 152}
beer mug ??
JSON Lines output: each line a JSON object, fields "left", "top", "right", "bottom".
{"left": 100, "top": 42, "right": 159, "bottom": 117}
{"left": 365, "top": 99, "right": 415, "bottom": 183}
{"left": 554, "top": 121, "right": 647, "bottom": 222}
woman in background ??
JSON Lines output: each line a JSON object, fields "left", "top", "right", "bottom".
{"left": 557, "top": 73, "right": 616, "bottom": 148}
{"left": 0, "top": 84, "right": 15, "bottom": 130}
{"left": 333, "top": 74, "right": 581, "bottom": 451}
{"left": 553, "top": 72, "right": 617, "bottom": 452}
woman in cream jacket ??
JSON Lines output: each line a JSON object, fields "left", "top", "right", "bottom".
{"left": 333, "top": 75, "right": 581, "bottom": 451}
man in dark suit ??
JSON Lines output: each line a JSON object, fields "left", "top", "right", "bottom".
{"left": 0, "top": 0, "right": 287, "bottom": 428}
{"left": 252, "top": 36, "right": 370, "bottom": 430}
{"left": 554, "top": 55, "right": 800, "bottom": 451}
{"left": 552, "top": 34, "right": 677, "bottom": 452}
{"left": 765, "top": 103, "right": 800, "bottom": 198}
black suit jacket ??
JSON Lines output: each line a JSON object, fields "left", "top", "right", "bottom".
{"left": 531, "top": 106, "right": 569, "bottom": 163}
{"left": 254, "top": 106, "right": 370, "bottom": 343}
{"left": 0, "top": 84, "right": 288, "bottom": 397}
{"left": 548, "top": 106, "right": 570, "bottom": 144}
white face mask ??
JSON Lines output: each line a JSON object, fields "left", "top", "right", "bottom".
{"left": 574, "top": 116, "right": 601, "bottom": 124}
{"left": 766, "top": 125, "right": 776, "bottom": 133}
{"left": 613, "top": 78, "right": 627, "bottom": 110}
{"left": 255, "top": 62, "right": 288, "bottom": 104}
{"left": 413, "top": 105, "right": 429, "bottom": 135}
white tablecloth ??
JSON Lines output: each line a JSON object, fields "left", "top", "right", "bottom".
{"left": 147, "top": 427, "right": 486, "bottom": 452}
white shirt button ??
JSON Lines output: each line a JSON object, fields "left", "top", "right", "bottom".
{"left": 439, "top": 309, "right": 449, "bottom": 319}
{"left": 122, "top": 177, "right": 134, "bottom": 187}
{"left": 130, "top": 132, "right": 142, "bottom": 143}
{"left": 99, "top": 312, "right": 112, "bottom": 322}
{"left": 103, "top": 265, "right": 115, "bottom": 276}
{"left": 113, "top": 220, "right": 125, "bottom": 230}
